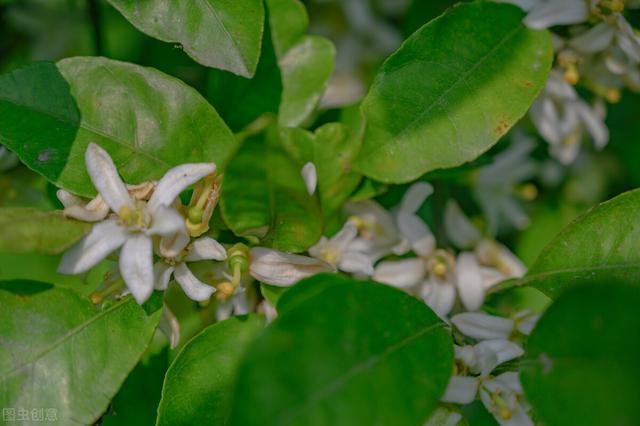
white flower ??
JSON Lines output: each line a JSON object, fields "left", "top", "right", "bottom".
{"left": 530, "top": 71, "right": 609, "bottom": 164}
{"left": 248, "top": 247, "right": 335, "bottom": 286}
{"left": 300, "top": 161, "right": 317, "bottom": 195}
{"left": 479, "top": 372, "right": 533, "bottom": 426}
{"left": 470, "top": 133, "right": 538, "bottom": 234}
{"left": 216, "top": 289, "right": 252, "bottom": 322}
{"left": 500, "top": 0, "right": 589, "bottom": 29}
{"left": 373, "top": 258, "right": 427, "bottom": 289}
{"left": 451, "top": 311, "right": 540, "bottom": 341}
{"left": 455, "top": 340, "right": 524, "bottom": 377}
{"left": 154, "top": 234, "right": 226, "bottom": 302}
{"left": 309, "top": 222, "right": 374, "bottom": 276}
{"left": 58, "top": 143, "right": 215, "bottom": 304}
{"left": 346, "top": 182, "right": 435, "bottom": 261}
{"left": 159, "top": 304, "right": 180, "bottom": 349}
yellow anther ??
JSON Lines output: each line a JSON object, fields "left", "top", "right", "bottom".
{"left": 606, "top": 88, "right": 621, "bottom": 104}
{"left": 349, "top": 215, "right": 366, "bottom": 229}
{"left": 119, "top": 205, "right": 134, "bottom": 222}
{"left": 610, "top": 0, "right": 624, "bottom": 12}
{"left": 90, "top": 292, "right": 104, "bottom": 304}
{"left": 499, "top": 407, "right": 513, "bottom": 420}
{"left": 517, "top": 183, "right": 538, "bottom": 201}
{"left": 433, "top": 262, "right": 447, "bottom": 278}
{"left": 216, "top": 281, "right": 235, "bottom": 300}
{"left": 563, "top": 65, "right": 580, "bottom": 85}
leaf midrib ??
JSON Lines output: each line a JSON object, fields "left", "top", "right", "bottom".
{"left": 362, "top": 21, "right": 523, "bottom": 158}
{"left": 275, "top": 322, "right": 446, "bottom": 425}
{"left": 0, "top": 299, "right": 133, "bottom": 379}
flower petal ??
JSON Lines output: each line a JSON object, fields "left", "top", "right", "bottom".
{"left": 421, "top": 279, "right": 456, "bottom": 317}
{"left": 441, "top": 376, "right": 479, "bottom": 404}
{"left": 119, "top": 234, "right": 154, "bottom": 304}
{"left": 56, "top": 189, "right": 83, "bottom": 208}
{"left": 58, "top": 219, "right": 127, "bottom": 274}
{"left": 63, "top": 196, "right": 110, "bottom": 222}
{"left": 339, "top": 251, "right": 374, "bottom": 276}
{"left": 147, "top": 205, "right": 186, "bottom": 237}
{"left": 373, "top": 258, "right": 426, "bottom": 289}
{"left": 475, "top": 340, "right": 524, "bottom": 376}
{"left": 85, "top": 143, "right": 133, "bottom": 212}
{"left": 185, "top": 237, "right": 227, "bottom": 261}
{"left": 158, "top": 232, "right": 190, "bottom": 259}
{"left": 249, "top": 247, "right": 335, "bottom": 286}
{"left": 153, "top": 262, "right": 175, "bottom": 290}
{"left": 300, "top": 161, "right": 317, "bottom": 195}
{"left": 400, "top": 182, "right": 433, "bottom": 214}
{"left": 444, "top": 200, "right": 481, "bottom": 250}
{"left": 455, "top": 252, "right": 486, "bottom": 311}
{"left": 396, "top": 211, "right": 435, "bottom": 255}
{"left": 159, "top": 304, "right": 180, "bottom": 349}
{"left": 524, "top": 0, "right": 588, "bottom": 29}
{"left": 570, "top": 22, "right": 615, "bottom": 53}
{"left": 451, "top": 312, "right": 514, "bottom": 340}
{"left": 147, "top": 163, "right": 216, "bottom": 212}
{"left": 174, "top": 263, "right": 216, "bottom": 301}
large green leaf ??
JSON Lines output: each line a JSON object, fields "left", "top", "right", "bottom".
{"left": 508, "top": 189, "right": 640, "bottom": 298}
{"left": 278, "top": 35, "right": 335, "bottom": 127}
{"left": 105, "top": 0, "right": 264, "bottom": 78}
{"left": 355, "top": 2, "right": 552, "bottom": 182}
{"left": 229, "top": 275, "right": 453, "bottom": 426}
{"left": 0, "top": 281, "right": 161, "bottom": 426}
{"left": 0, "top": 59, "right": 236, "bottom": 197}
{"left": 0, "top": 207, "right": 91, "bottom": 254}
{"left": 521, "top": 281, "right": 640, "bottom": 426}
{"left": 156, "top": 315, "right": 265, "bottom": 426}
{"left": 220, "top": 126, "right": 323, "bottom": 252}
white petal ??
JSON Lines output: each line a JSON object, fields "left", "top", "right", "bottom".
{"left": 475, "top": 340, "right": 524, "bottom": 376}
{"left": 444, "top": 200, "right": 481, "bottom": 249}
{"left": 496, "top": 243, "right": 527, "bottom": 278}
{"left": 396, "top": 211, "right": 434, "bottom": 250}
{"left": 58, "top": 219, "right": 127, "bottom": 274}
{"left": 174, "top": 263, "right": 216, "bottom": 301}
{"left": 516, "top": 313, "right": 540, "bottom": 335}
{"left": 216, "top": 300, "right": 234, "bottom": 322}
{"left": 147, "top": 163, "right": 216, "bottom": 212}
{"left": 153, "top": 262, "right": 174, "bottom": 290}
{"left": 63, "top": 196, "right": 110, "bottom": 222}
{"left": 249, "top": 247, "right": 335, "bottom": 286}
{"left": 300, "top": 162, "right": 317, "bottom": 195}
{"left": 147, "top": 205, "right": 186, "bottom": 236}
{"left": 158, "top": 232, "right": 190, "bottom": 259}
{"left": 339, "top": 251, "right": 374, "bottom": 276}
{"left": 524, "top": 0, "right": 588, "bottom": 29}
{"left": 451, "top": 312, "right": 514, "bottom": 340}
{"left": 232, "top": 292, "right": 251, "bottom": 315}
{"left": 441, "top": 376, "right": 479, "bottom": 404}
{"left": 412, "top": 233, "right": 437, "bottom": 258}
{"left": 570, "top": 22, "right": 615, "bottom": 53}
{"left": 185, "top": 237, "right": 227, "bottom": 261}
{"left": 575, "top": 101, "right": 609, "bottom": 149}
{"left": 400, "top": 182, "right": 433, "bottom": 213}
{"left": 494, "top": 371, "right": 524, "bottom": 393}
{"left": 421, "top": 279, "right": 456, "bottom": 317}
{"left": 85, "top": 143, "right": 133, "bottom": 213}
{"left": 373, "top": 258, "right": 426, "bottom": 289}
{"left": 159, "top": 304, "right": 180, "bottom": 349}
{"left": 455, "top": 252, "right": 486, "bottom": 311}
{"left": 56, "top": 189, "right": 83, "bottom": 208}
{"left": 330, "top": 221, "right": 358, "bottom": 252}
{"left": 120, "top": 234, "right": 154, "bottom": 304}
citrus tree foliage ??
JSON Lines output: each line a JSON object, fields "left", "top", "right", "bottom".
{"left": 1, "top": 0, "right": 639, "bottom": 425}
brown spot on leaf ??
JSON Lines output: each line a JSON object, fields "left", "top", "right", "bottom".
{"left": 494, "top": 118, "right": 510, "bottom": 137}
{"left": 520, "top": 80, "right": 534, "bottom": 88}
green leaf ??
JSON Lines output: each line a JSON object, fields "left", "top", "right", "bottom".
{"left": 278, "top": 35, "right": 335, "bottom": 127}
{"left": 509, "top": 189, "right": 640, "bottom": 298}
{"left": 229, "top": 274, "right": 453, "bottom": 426}
{"left": 156, "top": 315, "right": 265, "bottom": 426}
{"left": 102, "top": 348, "right": 169, "bottom": 426}
{"left": 105, "top": 0, "right": 264, "bottom": 77}
{"left": 521, "top": 281, "right": 640, "bottom": 426}
{"left": 0, "top": 281, "right": 161, "bottom": 426}
{"left": 220, "top": 126, "right": 323, "bottom": 252}
{"left": 0, "top": 59, "right": 236, "bottom": 197}
{"left": 266, "top": 0, "right": 309, "bottom": 57}
{"left": 355, "top": 2, "right": 552, "bottom": 183}
{"left": 260, "top": 283, "right": 288, "bottom": 307}
{"left": 0, "top": 207, "right": 91, "bottom": 254}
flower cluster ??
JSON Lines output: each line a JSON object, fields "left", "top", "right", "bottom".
{"left": 502, "top": 0, "right": 640, "bottom": 164}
